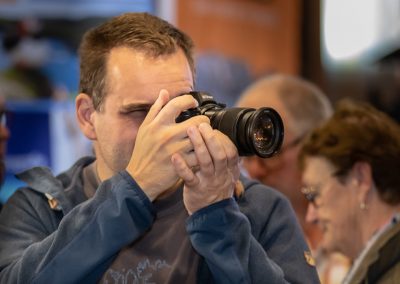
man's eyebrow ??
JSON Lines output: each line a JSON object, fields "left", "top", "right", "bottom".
{"left": 119, "top": 103, "right": 152, "bottom": 112}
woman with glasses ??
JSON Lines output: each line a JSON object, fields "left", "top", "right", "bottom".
{"left": 299, "top": 99, "right": 400, "bottom": 284}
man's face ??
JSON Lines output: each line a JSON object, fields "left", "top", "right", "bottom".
{"left": 90, "top": 47, "right": 194, "bottom": 180}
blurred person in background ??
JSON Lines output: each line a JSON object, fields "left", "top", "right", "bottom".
{"left": 236, "top": 74, "right": 332, "bottom": 246}
{"left": 236, "top": 74, "right": 350, "bottom": 283}
{"left": 0, "top": 96, "right": 10, "bottom": 211}
{"left": 195, "top": 52, "right": 252, "bottom": 107}
{"left": 0, "top": 18, "right": 54, "bottom": 100}
{"left": 300, "top": 99, "right": 400, "bottom": 283}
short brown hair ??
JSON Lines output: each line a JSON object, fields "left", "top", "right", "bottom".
{"left": 78, "top": 12, "right": 195, "bottom": 110}
{"left": 299, "top": 99, "right": 400, "bottom": 205}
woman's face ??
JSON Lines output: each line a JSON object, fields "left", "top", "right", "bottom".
{"left": 301, "top": 156, "right": 362, "bottom": 258}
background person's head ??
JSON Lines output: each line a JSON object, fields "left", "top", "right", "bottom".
{"left": 299, "top": 99, "right": 400, "bottom": 259}
{"left": 76, "top": 13, "right": 195, "bottom": 180}
{"left": 236, "top": 74, "right": 332, "bottom": 224}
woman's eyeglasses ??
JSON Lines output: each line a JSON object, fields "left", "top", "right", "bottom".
{"left": 280, "top": 135, "right": 304, "bottom": 153}
{"left": 301, "top": 185, "right": 322, "bottom": 208}
{"left": 301, "top": 170, "right": 343, "bottom": 208}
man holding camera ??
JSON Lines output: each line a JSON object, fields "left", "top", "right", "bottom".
{"left": 0, "top": 13, "right": 319, "bottom": 283}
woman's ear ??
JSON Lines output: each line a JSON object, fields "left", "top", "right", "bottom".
{"left": 76, "top": 93, "right": 97, "bottom": 140}
{"left": 352, "top": 161, "right": 374, "bottom": 205}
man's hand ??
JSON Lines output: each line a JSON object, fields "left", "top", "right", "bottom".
{"left": 171, "top": 123, "right": 240, "bottom": 215}
{"left": 126, "top": 89, "right": 208, "bottom": 201}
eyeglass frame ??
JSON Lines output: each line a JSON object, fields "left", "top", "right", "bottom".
{"left": 301, "top": 185, "right": 322, "bottom": 208}
{"left": 279, "top": 134, "right": 304, "bottom": 153}
{"left": 254, "top": 133, "right": 305, "bottom": 171}
{"left": 301, "top": 169, "right": 347, "bottom": 208}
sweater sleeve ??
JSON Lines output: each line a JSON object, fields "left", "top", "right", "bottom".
{"left": 0, "top": 171, "right": 154, "bottom": 284}
{"left": 186, "top": 196, "right": 320, "bottom": 284}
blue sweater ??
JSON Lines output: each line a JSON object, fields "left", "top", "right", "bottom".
{"left": 0, "top": 157, "right": 319, "bottom": 283}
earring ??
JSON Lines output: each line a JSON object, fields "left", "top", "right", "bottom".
{"left": 360, "top": 202, "right": 368, "bottom": 210}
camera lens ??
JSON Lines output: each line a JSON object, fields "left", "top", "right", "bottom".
{"left": 176, "top": 91, "right": 284, "bottom": 158}
{"left": 207, "top": 107, "right": 284, "bottom": 158}
{"left": 246, "top": 108, "right": 284, "bottom": 158}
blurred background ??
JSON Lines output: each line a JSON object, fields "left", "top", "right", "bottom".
{"left": 0, "top": 0, "right": 399, "bottom": 202}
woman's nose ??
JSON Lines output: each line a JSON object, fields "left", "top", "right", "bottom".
{"left": 305, "top": 202, "right": 319, "bottom": 224}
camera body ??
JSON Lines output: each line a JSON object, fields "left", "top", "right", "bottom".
{"left": 176, "top": 91, "right": 284, "bottom": 158}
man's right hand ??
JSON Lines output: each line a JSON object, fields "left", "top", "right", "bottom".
{"left": 126, "top": 89, "right": 209, "bottom": 201}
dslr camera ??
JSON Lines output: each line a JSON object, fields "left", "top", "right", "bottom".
{"left": 176, "top": 91, "right": 284, "bottom": 158}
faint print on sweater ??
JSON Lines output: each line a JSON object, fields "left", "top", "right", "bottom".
{"left": 101, "top": 258, "right": 171, "bottom": 284}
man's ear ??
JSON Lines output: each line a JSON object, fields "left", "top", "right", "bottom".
{"left": 351, "top": 161, "right": 374, "bottom": 204}
{"left": 76, "top": 93, "right": 97, "bottom": 140}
